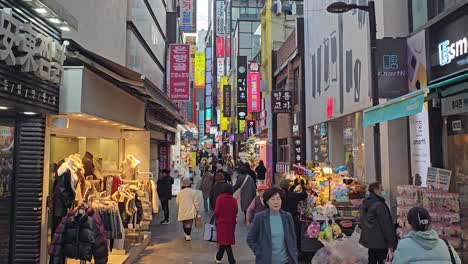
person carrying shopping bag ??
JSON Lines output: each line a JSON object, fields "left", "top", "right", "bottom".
{"left": 214, "top": 184, "right": 238, "bottom": 264}
{"left": 176, "top": 178, "right": 201, "bottom": 241}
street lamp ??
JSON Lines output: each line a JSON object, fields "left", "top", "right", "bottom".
{"left": 326, "top": 1, "right": 382, "bottom": 182}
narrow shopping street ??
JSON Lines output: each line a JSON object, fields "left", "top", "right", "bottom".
{"left": 135, "top": 200, "right": 255, "bottom": 264}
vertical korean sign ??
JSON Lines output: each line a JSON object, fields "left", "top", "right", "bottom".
{"left": 223, "top": 85, "right": 231, "bottom": 117}
{"left": 220, "top": 76, "right": 229, "bottom": 131}
{"left": 169, "top": 44, "right": 190, "bottom": 102}
{"left": 237, "top": 56, "right": 248, "bottom": 129}
{"left": 216, "top": 0, "right": 225, "bottom": 36}
{"left": 194, "top": 52, "right": 205, "bottom": 88}
{"left": 247, "top": 71, "right": 260, "bottom": 112}
{"left": 179, "top": 0, "right": 194, "bottom": 32}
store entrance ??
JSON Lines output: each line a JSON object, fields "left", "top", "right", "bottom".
{"left": 0, "top": 119, "right": 14, "bottom": 264}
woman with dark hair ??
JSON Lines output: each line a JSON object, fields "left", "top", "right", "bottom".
{"left": 214, "top": 184, "right": 238, "bottom": 264}
{"left": 247, "top": 187, "right": 298, "bottom": 264}
{"left": 392, "top": 207, "right": 461, "bottom": 264}
{"left": 255, "top": 160, "right": 267, "bottom": 185}
{"left": 210, "top": 172, "right": 227, "bottom": 210}
{"left": 233, "top": 165, "right": 257, "bottom": 218}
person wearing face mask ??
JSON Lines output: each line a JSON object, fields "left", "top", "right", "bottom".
{"left": 392, "top": 207, "right": 461, "bottom": 264}
{"left": 246, "top": 187, "right": 298, "bottom": 264}
{"left": 359, "top": 182, "right": 397, "bottom": 264}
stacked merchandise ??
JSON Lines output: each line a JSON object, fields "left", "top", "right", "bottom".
{"left": 396, "top": 185, "right": 462, "bottom": 252}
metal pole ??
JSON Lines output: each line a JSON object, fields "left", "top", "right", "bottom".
{"left": 368, "top": 1, "right": 382, "bottom": 182}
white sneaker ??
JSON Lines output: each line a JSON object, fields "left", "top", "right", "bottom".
{"left": 185, "top": 234, "right": 191, "bottom": 241}
{"left": 215, "top": 258, "right": 222, "bottom": 263}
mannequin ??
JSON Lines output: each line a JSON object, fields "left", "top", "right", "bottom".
{"left": 121, "top": 155, "right": 141, "bottom": 180}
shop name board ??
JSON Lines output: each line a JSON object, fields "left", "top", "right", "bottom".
{"left": 169, "top": 44, "right": 190, "bottom": 102}
{"left": 237, "top": 56, "right": 248, "bottom": 124}
{"left": 438, "top": 37, "right": 468, "bottom": 66}
{"left": 376, "top": 38, "right": 408, "bottom": 99}
{"left": 223, "top": 84, "right": 231, "bottom": 117}
{"left": 272, "top": 91, "right": 292, "bottom": 113}
{"left": 0, "top": 9, "right": 66, "bottom": 85}
{"left": 0, "top": 77, "right": 57, "bottom": 106}
{"left": 441, "top": 92, "right": 468, "bottom": 116}
{"left": 216, "top": 0, "right": 225, "bottom": 36}
{"left": 179, "top": 0, "right": 194, "bottom": 32}
{"left": 430, "top": 12, "right": 468, "bottom": 80}
{"left": 293, "top": 136, "right": 302, "bottom": 165}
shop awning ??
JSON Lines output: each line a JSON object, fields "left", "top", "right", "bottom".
{"left": 363, "top": 72, "right": 468, "bottom": 126}
{"left": 64, "top": 40, "right": 184, "bottom": 124}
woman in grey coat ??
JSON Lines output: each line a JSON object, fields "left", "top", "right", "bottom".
{"left": 233, "top": 165, "right": 257, "bottom": 218}
{"left": 247, "top": 187, "right": 298, "bottom": 264}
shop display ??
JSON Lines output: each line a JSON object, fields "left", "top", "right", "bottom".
{"left": 396, "top": 185, "right": 462, "bottom": 251}
{"left": 50, "top": 153, "right": 159, "bottom": 263}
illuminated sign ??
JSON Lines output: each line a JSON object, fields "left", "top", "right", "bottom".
{"left": 438, "top": 38, "right": 468, "bottom": 66}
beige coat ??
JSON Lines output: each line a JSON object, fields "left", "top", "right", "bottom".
{"left": 176, "top": 187, "right": 201, "bottom": 222}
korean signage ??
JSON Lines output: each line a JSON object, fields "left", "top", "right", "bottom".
{"left": 246, "top": 120, "right": 256, "bottom": 138}
{"left": 158, "top": 144, "right": 169, "bottom": 176}
{"left": 189, "top": 45, "right": 196, "bottom": 81}
{"left": 205, "top": 120, "right": 211, "bottom": 134}
{"left": 272, "top": 91, "right": 292, "bottom": 113}
{"left": 216, "top": 37, "right": 225, "bottom": 57}
{"left": 223, "top": 84, "right": 231, "bottom": 117}
{"left": 247, "top": 71, "right": 261, "bottom": 112}
{"left": 217, "top": 58, "right": 224, "bottom": 82}
{"left": 426, "top": 167, "right": 452, "bottom": 191}
{"left": 169, "top": 44, "right": 190, "bottom": 102}
{"left": 219, "top": 76, "right": 229, "bottom": 131}
{"left": 376, "top": 38, "right": 408, "bottom": 99}
{"left": 429, "top": 12, "right": 468, "bottom": 80}
{"left": 194, "top": 52, "right": 205, "bottom": 88}
{"left": 293, "top": 136, "right": 303, "bottom": 165}
{"left": 0, "top": 9, "right": 66, "bottom": 85}
{"left": 442, "top": 92, "right": 468, "bottom": 116}
{"left": 216, "top": 0, "right": 226, "bottom": 36}
{"left": 179, "top": 0, "right": 194, "bottom": 32}
{"left": 237, "top": 56, "right": 248, "bottom": 124}
{"left": 205, "top": 108, "right": 212, "bottom": 120}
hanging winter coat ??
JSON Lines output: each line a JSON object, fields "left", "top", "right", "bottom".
{"left": 49, "top": 208, "right": 108, "bottom": 264}
{"left": 52, "top": 169, "right": 75, "bottom": 218}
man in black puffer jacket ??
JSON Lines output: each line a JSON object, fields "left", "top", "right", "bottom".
{"left": 49, "top": 207, "right": 108, "bottom": 264}
{"left": 359, "top": 182, "right": 397, "bottom": 264}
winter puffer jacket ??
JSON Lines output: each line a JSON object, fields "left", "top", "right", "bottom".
{"left": 49, "top": 208, "right": 108, "bottom": 264}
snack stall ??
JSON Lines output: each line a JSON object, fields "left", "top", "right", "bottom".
{"left": 292, "top": 163, "right": 368, "bottom": 262}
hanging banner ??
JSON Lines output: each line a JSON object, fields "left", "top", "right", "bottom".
{"left": 169, "top": 44, "right": 190, "bottom": 102}
{"left": 189, "top": 45, "right": 197, "bottom": 81}
{"left": 217, "top": 58, "right": 224, "bottom": 82}
{"left": 216, "top": 0, "right": 226, "bottom": 36}
{"left": 246, "top": 120, "right": 256, "bottom": 138}
{"left": 223, "top": 85, "right": 231, "bottom": 117}
{"left": 220, "top": 76, "right": 229, "bottom": 130}
{"left": 237, "top": 56, "right": 248, "bottom": 127}
{"left": 248, "top": 71, "right": 261, "bottom": 112}
{"left": 179, "top": 0, "right": 194, "bottom": 32}
{"left": 216, "top": 37, "right": 225, "bottom": 58}
{"left": 194, "top": 52, "right": 206, "bottom": 88}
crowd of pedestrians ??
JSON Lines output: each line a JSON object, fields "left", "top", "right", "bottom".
{"left": 156, "top": 151, "right": 462, "bottom": 264}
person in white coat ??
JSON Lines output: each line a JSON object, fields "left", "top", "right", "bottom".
{"left": 176, "top": 177, "right": 201, "bottom": 241}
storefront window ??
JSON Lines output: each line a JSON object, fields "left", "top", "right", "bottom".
{"left": 0, "top": 123, "right": 14, "bottom": 263}
{"left": 278, "top": 138, "right": 289, "bottom": 163}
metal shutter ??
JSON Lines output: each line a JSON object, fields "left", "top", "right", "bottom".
{"left": 12, "top": 116, "right": 45, "bottom": 263}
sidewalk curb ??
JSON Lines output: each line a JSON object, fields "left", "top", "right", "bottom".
{"left": 122, "top": 232, "right": 152, "bottom": 264}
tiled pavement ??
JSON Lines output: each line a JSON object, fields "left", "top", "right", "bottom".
{"left": 135, "top": 199, "right": 256, "bottom": 264}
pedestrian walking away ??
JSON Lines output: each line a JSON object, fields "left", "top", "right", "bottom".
{"left": 157, "top": 169, "right": 174, "bottom": 225}
{"left": 214, "top": 184, "right": 238, "bottom": 264}
{"left": 359, "top": 182, "right": 397, "bottom": 264}
{"left": 201, "top": 165, "right": 214, "bottom": 211}
{"left": 176, "top": 178, "right": 201, "bottom": 241}
{"left": 255, "top": 160, "right": 267, "bottom": 185}
{"left": 246, "top": 184, "right": 268, "bottom": 227}
{"left": 233, "top": 165, "right": 257, "bottom": 219}
{"left": 392, "top": 206, "right": 461, "bottom": 264}
{"left": 210, "top": 172, "right": 228, "bottom": 210}
{"left": 247, "top": 187, "right": 299, "bottom": 264}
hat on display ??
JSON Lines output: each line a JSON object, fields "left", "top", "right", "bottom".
{"left": 182, "top": 178, "right": 192, "bottom": 187}
{"left": 257, "top": 185, "right": 269, "bottom": 192}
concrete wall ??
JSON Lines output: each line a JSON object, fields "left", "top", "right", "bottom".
{"left": 57, "top": 0, "right": 128, "bottom": 65}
